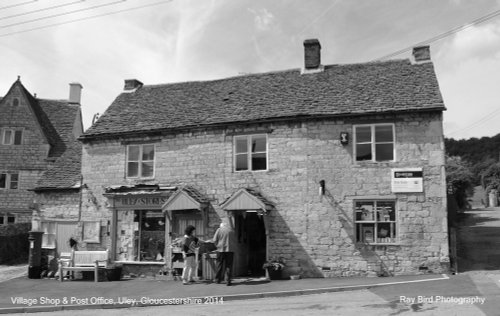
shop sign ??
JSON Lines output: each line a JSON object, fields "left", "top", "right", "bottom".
{"left": 114, "top": 196, "right": 168, "bottom": 207}
{"left": 391, "top": 168, "right": 423, "bottom": 193}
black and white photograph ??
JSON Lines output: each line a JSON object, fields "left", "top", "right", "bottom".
{"left": 1, "top": 1, "right": 500, "bottom": 315}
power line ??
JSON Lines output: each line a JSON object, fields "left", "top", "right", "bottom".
{"left": 0, "top": 0, "right": 85, "bottom": 21}
{"left": 447, "top": 107, "right": 500, "bottom": 137}
{"left": 0, "top": 0, "right": 126, "bottom": 29}
{"left": 0, "top": 1, "right": 173, "bottom": 38}
{"left": 0, "top": 0, "right": 37, "bottom": 11}
{"left": 374, "top": 8, "right": 500, "bottom": 61}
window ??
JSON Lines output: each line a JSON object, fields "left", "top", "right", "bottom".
{"left": 234, "top": 134, "right": 267, "bottom": 171}
{"left": 134, "top": 210, "right": 165, "bottom": 261}
{"left": 12, "top": 98, "right": 19, "bottom": 107}
{"left": 0, "top": 173, "right": 19, "bottom": 189}
{"left": 126, "top": 144, "right": 155, "bottom": 178}
{"left": 41, "top": 222, "right": 56, "bottom": 248}
{"left": 354, "top": 124, "right": 394, "bottom": 162}
{"left": 355, "top": 200, "right": 397, "bottom": 244}
{"left": 0, "top": 214, "right": 16, "bottom": 225}
{"left": 1, "top": 129, "right": 22, "bottom": 145}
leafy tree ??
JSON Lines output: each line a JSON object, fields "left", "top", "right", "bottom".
{"left": 445, "top": 156, "right": 474, "bottom": 209}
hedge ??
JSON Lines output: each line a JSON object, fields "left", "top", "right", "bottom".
{"left": 0, "top": 222, "right": 31, "bottom": 264}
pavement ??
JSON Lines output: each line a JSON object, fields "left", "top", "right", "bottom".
{"left": 0, "top": 270, "right": 451, "bottom": 314}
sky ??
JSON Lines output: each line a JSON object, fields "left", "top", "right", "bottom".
{"left": 1, "top": 0, "right": 500, "bottom": 140}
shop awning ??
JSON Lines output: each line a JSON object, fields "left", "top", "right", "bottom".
{"left": 220, "top": 188, "right": 274, "bottom": 213}
{"left": 162, "top": 186, "right": 208, "bottom": 212}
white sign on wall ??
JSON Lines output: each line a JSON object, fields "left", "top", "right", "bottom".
{"left": 391, "top": 168, "right": 423, "bottom": 193}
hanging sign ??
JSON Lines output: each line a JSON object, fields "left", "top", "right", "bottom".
{"left": 391, "top": 168, "right": 423, "bottom": 193}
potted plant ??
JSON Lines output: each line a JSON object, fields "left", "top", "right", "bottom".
{"left": 263, "top": 257, "right": 285, "bottom": 280}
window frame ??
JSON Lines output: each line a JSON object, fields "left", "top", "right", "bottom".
{"left": 354, "top": 200, "right": 398, "bottom": 245}
{"left": 1, "top": 128, "right": 23, "bottom": 145}
{"left": 125, "top": 144, "right": 156, "bottom": 179}
{"left": 0, "top": 172, "right": 19, "bottom": 190}
{"left": 233, "top": 134, "right": 268, "bottom": 172}
{"left": 41, "top": 221, "right": 56, "bottom": 249}
{"left": 353, "top": 123, "right": 395, "bottom": 162}
{"left": 0, "top": 213, "right": 16, "bottom": 225}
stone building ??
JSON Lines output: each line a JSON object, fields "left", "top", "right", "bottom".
{"left": 0, "top": 78, "right": 83, "bottom": 238}
{"left": 75, "top": 39, "right": 448, "bottom": 278}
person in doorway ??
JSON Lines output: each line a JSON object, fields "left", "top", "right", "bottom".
{"left": 212, "top": 218, "right": 236, "bottom": 286}
{"left": 181, "top": 225, "right": 199, "bottom": 285}
{"left": 68, "top": 237, "right": 78, "bottom": 251}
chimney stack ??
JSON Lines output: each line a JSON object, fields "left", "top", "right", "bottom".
{"left": 412, "top": 46, "right": 431, "bottom": 63}
{"left": 302, "top": 39, "right": 324, "bottom": 74}
{"left": 124, "top": 79, "right": 143, "bottom": 91}
{"left": 69, "top": 83, "right": 82, "bottom": 104}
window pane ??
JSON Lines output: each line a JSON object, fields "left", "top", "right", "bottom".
{"left": 138, "top": 210, "right": 165, "bottom": 262}
{"left": 252, "top": 153, "right": 267, "bottom": 170}
{"left": 142, "top": 145, "right": 155, "bottom": 161}
{"left": 10, "top": 174, "right": 18, "bottom": 189}
{"left": 235, "top": 137, "right": 247, "bottom": 154}
{"left": 375, "top": 144, "right": 394, "bottom": 161}
{"left": 355, "top": 126, "right": 371, "bottom": 143}
{"left": 251, "top": 135, "right": 266, "bottom": 153}
{"left": 7, "top": 216, "right": 15, "bottom": 223}
{"left": 356, "top": 144, "right": 372, "bottom": 161}
{"left": 355, "top": 201, "right": 375, "bottom": 221}
{"left": 14, "top": 130, "right": 22, "bottom": 145}
{"left": 3, "top": 130, "right": 12, "bottom": 144}
{"left": 0, "top": 174, "right": 5, "bottom": 188}
{"left": 235, "top": 154, "right": 248, "bottom": 171}
{"left": 127, "top": 162, "right": 139, "bottom": 177}
{"left": 128, "top": 145, "right": 140, "bottom": 161}
{"left": 141, "top": 162, "right": 154, "bottom": 177}
{"left": 377, "top": 201, "right": 395, "bottom": 222}
{"left": 375, "top": 125, "right": 393, "bottom": 142}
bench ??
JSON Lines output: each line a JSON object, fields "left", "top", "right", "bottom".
{"left": 58, "top": 250, "right": 110, "bottom": 282}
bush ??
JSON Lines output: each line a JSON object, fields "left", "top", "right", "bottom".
{"left": 0, "top": 222, "right": 31, "bottom": 264}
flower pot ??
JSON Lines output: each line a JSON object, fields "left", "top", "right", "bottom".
{"left": 267, "top": 268, "right": 282, "bottom": 280}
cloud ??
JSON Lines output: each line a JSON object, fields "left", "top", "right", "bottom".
{"left": 248, "top": 8, "right": 275, "bottom": 32}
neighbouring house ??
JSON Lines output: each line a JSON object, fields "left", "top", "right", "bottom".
{"left": 0, "top": 77, "right": 83, "bottom": 256}
{"left": 71, "top": 39, "right": 447, "bottom": 278}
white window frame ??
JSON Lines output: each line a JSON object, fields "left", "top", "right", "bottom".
{"left": 0, "top": 172, "right": 19, "bottom": 190}
{"left": 126, "top": 144, "right": 156, "bottom": 179}
{"left": 1, "top": 128, "right": 23, "bottom": 145}
{"left": 353, "top": 123, "right": 395, "bottom": 162}
{"left": 354, "top": 200, "right": 398, "bottom": 245}
{"left": 233, "top": 134, "right": 268, "bottom": 172}
{"left": 41, "top": 222, "right": 56, "bottom": 249}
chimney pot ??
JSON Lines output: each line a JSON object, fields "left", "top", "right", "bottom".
{"left": 412, "top": 46, "right": 431, "bottom": 63}
{"left": 69, "top": 82, "right": 82, "bottom": 104}
{"left": 304, "top": 39, "right": 322, "bottom": 69}
{"left": 124, "top": 79, "right": 143, "bottom": 91}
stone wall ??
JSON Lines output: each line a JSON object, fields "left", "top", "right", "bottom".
{"left": 81, "top": 111, "right": 448, "bottom": 277}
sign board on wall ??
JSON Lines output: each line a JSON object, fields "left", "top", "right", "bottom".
{"left": 391, "top": 168, "right": 423, "bottom": 193}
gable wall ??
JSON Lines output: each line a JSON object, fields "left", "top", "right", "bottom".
{"left": 79, "top": 111, "right": 448, "bottom": 277}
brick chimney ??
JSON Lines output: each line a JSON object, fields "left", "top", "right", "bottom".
{"left": 412, "top": 46, "right": 431, "bottom": 63}
{"left": 124, "top": 79, "right": 143, "bottom": 91}
{"left": 68, "top": 82, "right": 82, "bottom": 104}
{"left": 302, "top": 39, "right": 324, "bottom": 74}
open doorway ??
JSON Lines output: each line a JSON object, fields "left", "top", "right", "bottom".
{"left": 233, "top": 211, "right": 267, "bottom": 277}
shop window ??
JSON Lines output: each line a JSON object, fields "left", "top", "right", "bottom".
{"left": 1, "top": 129, "right": 23, "bottom": 145}
{"left": 0, "top": 173, "right": 19, "bottom": 190}
{"left": 126, "top": 144, "right": 155, "bottom": 178}
{"left": 354, "top": 124, "right": 394, "bottom": 162}
{"left": 41, "top": 222, "right": 56, "bottom": 248}
{"left": 134, "top": 210, "right": 165, "bottom": 261}
{"left": 355, "top": 200, "right": 397, "bottom": 244}
{"left": 234, "top": 134, "right": 267, "bottom": 171}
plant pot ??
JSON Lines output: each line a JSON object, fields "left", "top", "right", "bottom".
{"left": 267, "top": 268, "right": 282, "bottom": 280}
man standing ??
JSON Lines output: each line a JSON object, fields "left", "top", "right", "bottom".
{"left": 212, "top": 218, "right": 236, "bottom": 286}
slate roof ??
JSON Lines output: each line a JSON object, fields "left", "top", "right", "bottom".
{"left": 81, "top": 59, "right": 445, "bottom": 141}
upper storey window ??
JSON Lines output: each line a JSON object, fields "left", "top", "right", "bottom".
{"left": 354, "top": 124, "right": 395, "bottom": 162}
{"left": 234, "top": 134, "right": 267, "bottom": 171}
{"left": 126, "top": 144, "right": 155, "bottom": 178}
{"left": 2, "top": 129, "right": 23, "bottom": 145}
{"left": 0, "top": 173, "right": 19, "bottom": 190}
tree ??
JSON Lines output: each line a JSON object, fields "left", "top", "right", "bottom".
{"left": 445, "top": 156, "right": 474, "bottom": 209}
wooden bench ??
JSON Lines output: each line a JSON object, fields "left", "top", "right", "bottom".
{"left": 58, "top": 250, "right": 110, "bottom": 282}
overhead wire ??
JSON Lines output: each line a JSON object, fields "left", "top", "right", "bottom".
{"left": 0, "top": 0, "right": 37, "bottom": 11}
{"left": 0, "top": 0, "right": 127, "bottom": 29}
{"left": 447, "top": 108, "right": 500, "bottom": 137}
{"left": 374, "top": 8, "right": 500, "bottom": 61}
{"left": 0, "top": 0, "right": 85, "bottom": 21}
{"left": 0, "top": 0, "right": 173, "bottom": 37}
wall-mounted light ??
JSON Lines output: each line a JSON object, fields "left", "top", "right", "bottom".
{"left": 340, "top": 132, "right": 349, "bottom": 145}
{"left": 319, "top": 180, "right": 325, "bottom": 196}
